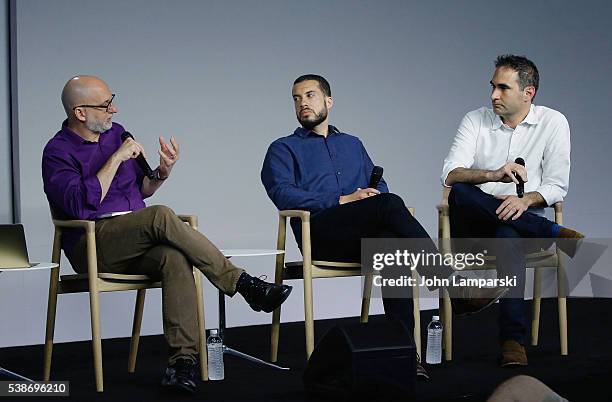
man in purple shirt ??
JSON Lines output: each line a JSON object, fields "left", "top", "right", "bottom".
{"left": 42, "top": 76, "right": 292, "bottom": 394}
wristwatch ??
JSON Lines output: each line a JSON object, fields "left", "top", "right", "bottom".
{"left": 153, "top": 168, "right": 168, "bottom": 181}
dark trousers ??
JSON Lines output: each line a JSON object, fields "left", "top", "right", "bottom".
{"left": 448, "top": 183, "right": 558, "bottom": 344}
{"left": 300, "top": 193, "right": 454, "bottom": 336}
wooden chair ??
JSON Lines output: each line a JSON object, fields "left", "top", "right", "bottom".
{"left": 43, "top": 211, "right": 208, "bottom": 392}
{"left": 436, "top": 187, "right": 568, "bottom": 361}
{"left": 270, "top": 207, "right": 422, "bottom": 362}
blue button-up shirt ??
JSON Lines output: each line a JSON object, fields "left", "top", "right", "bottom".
{"left": 261, "top": 125, "right": 389, "bottom": 218}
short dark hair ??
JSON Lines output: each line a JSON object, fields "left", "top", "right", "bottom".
{"left": 495, "top": 54, "right": 539, "bottom": 95}
{"left": 293, "top": 74, "right": 331, "bottom": 97}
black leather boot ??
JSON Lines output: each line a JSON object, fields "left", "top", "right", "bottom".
{"left": 236, "top": 273, "right": 292, "bottom": 313}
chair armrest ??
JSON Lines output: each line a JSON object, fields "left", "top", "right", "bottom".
{"left": 277, "top": 210, "right": 312, "bottom": 257}
{"left": 279, "top": 210, "right": 310, "bottom": 222}
{"left": 552, "top": 202, "right": 563, "bottom": 225}
{"left": 51, "top": 218, "right": 99, "bottom": 278}
{"left": 52, "top": 219, "right": 95, "bottom": 231}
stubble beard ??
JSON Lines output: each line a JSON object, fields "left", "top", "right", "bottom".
{"left": 298, "top": 106, "right": 328, "bottom": 130}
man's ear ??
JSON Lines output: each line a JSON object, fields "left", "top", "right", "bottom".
{"left": 326, "top": 96, "right": 334, "bottom": 110}
{"left": 523, "top": 86, "right": 536, "bottom": 102}
{"left": 73, "top": 107, "right": 87, "bottom": 122}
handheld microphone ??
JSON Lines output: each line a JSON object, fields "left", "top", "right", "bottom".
{"left": 514, "top": 157, "right": 525, "bottom": 198}
{"left": 121, "top": 131, "right": 156, "bottom": 180}
{"left": 368, "top": 166, "right": 384, "bottom": 189}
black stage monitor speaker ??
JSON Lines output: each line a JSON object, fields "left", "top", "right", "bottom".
{"left": 303, "top": 320, "right": 416, "bottom": 401}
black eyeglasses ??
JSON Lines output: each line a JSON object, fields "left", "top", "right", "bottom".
{"left": 73, "top": 94, "right": 115, "bottom": 113}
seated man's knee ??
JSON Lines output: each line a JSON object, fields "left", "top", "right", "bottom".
{"left": 147, "top": 205, "right": 178, "bottom": 226}
{"left": 378, "top": 192, "right": 405, "bottom": 209}
{"left": 149, "top": 204, "right": 176, "bottom": 218}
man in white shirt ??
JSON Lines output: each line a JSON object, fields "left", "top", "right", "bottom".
{"left": 441, "top": 55, "right": 583, "bottom": 367}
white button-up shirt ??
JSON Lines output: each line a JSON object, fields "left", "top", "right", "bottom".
{"left": 441, "top": 104, "right": 571, "bottom": 209}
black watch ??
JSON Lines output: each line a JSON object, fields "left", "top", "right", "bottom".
{"left": 154, "top": 168, "right": 168, "bottom": 181}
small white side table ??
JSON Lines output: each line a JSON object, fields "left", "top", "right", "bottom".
{"left": 219, "top": 249, "right": 289, "bottom": 371}
{"left": 0, "top": 263, "right": 59, "bottom": 382}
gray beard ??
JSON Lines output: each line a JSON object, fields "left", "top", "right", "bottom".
{"left": 86, "top": 119, "right": 112, "bottom": 133}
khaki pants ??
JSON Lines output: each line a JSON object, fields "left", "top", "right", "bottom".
{"left": 69, "top": 205, "right": 245, "bottom": 363}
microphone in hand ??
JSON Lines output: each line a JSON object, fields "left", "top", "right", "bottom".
{"left": 369, "top": 166, "right": 384, "bottom": 189}
{"left": 514, "top": 157, "right": 525, "bottom": 198}
{"left": 121, "top": 131, "right": 156, "bottom": 180}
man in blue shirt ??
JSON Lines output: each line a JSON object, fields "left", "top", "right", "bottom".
{"left": 261, "top": 74, "right": 508, "bottom": 378}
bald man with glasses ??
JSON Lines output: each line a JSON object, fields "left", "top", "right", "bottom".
{"left": 42, "top": 75, "right": 292, "bottom": 394}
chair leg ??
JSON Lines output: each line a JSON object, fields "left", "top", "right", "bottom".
{"left": 128, "top": 289, "right": 146, "bottom": 373}
{"left": 270, "top": 255, "right": 285, "bottom": 363}
{"left": 557, "top": 253, "right": 568, "bottom": 355}
{"left": 89, "top": 286, "right": 104, "bottom": 392}
{"left": 194, "top": 271, "right": 208, "bottom": 381}
{"left": 442, "top": 289, "right": 453, "bottom": 361}
{"left": 558, "top": 297, "right": 568, "bottom": 355}
{"left": 270, "top": 304, "right": 282, "bottom": 363}
{"left": 531, "top": 269, "right": 542, "bottom": 346}
{"left": 360, "top": 273, "right": 373, "bottom": 323}
{"left": 43, "top": 267, "right": 60, "bottom": 381}
{"left": 303, "top": 269, "right": 315, "bottom": 359}
{"left": 412, "top": 272, "right": 421, "bottom": 359}
{"left": 439, "top": 297, "right": 444, "bottom": 351}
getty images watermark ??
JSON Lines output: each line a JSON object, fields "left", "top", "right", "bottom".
{"left": 371, "top": 248, "right": 517, "bottom": 289}
{"left": 360, "top": 237, "right": 610, "bottom": 299}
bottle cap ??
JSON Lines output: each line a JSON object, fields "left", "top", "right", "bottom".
{"left": 432, "top": 315, "right": 439, "bottom": 321}
{"left": 210, "top": 329, "right": 218, "bottom": 336}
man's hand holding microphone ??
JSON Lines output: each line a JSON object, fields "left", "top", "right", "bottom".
{"left": 339, "top": 166, "right": 383, "bottom": 205}
{"left": 494, "top": 158, "right": 532, "bottom": 221}
{"left": 115, "top": 131, "right": 180, "bottom": 181}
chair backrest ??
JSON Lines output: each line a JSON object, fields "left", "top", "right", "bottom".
{"left": 48, "top": 202, "right": 70, "bottom": 221}
{"left": 47, "top": 203, "right": 94, "bottom": 273}
{"left": 48, "top": 204, "right": 63, "bottom": 264}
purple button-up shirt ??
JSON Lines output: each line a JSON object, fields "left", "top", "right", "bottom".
{"left": 42, "top": 121, "right": 147, "bottom": 254}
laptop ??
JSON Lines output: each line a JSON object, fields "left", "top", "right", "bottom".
{"left": 0, "top": 224, "right": 39, "bottom": 269}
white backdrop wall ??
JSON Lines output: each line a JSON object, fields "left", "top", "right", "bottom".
{"left": 1, "top": 0, "right": 611, "bottom": 347}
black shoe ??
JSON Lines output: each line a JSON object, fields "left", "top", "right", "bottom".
{"left": 417, "top": 363, "right": 430, "bottom": 380}
{"left": 236, "top": 273, "right": 292, "bottom": 313}
{"left": 416, "top": 354, "right": 430, "bottom": 381}
{"left": 161, "top": 357, "right": 198, "bottom": 394}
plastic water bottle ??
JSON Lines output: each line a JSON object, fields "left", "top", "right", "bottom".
{"left": 425, "top": 315, "right": 443, "bottom": 364}
{"left": 207, "top": 329, "right": 225, "bottom": 380}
